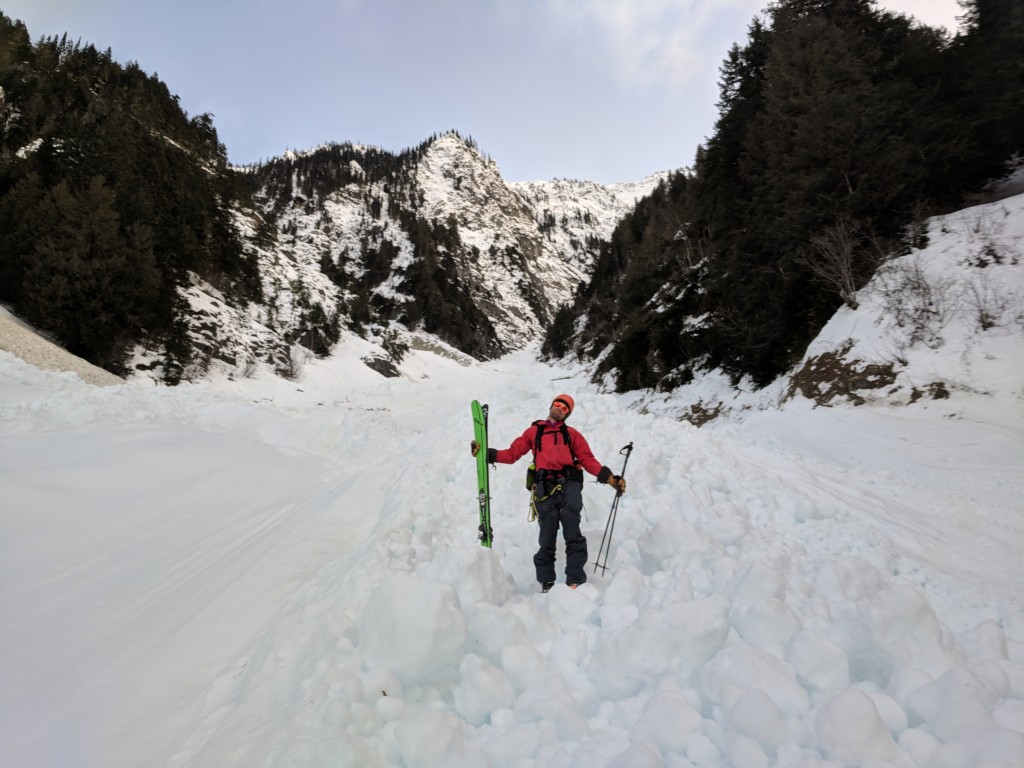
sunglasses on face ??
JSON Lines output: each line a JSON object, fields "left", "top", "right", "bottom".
{"left": 551, "top": 401, "right": 569, "bottom": 414}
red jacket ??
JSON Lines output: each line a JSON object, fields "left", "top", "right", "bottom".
{"left": 494, "top": 420, "right": 607, "bottom": 477}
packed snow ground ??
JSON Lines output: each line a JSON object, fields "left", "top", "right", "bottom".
{"left": 2, "top": 342, "right": 1022, "bottom": 767}
{"left": 2, "top": 191, "right": 1024, "bottom": 767}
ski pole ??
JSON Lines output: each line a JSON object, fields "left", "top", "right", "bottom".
{"left": 593, "top": 442, "right": 633, "bottom": 576}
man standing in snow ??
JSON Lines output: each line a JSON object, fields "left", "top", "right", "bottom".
{"left": 472, "top": 394, "right": 626, "bottom": 591}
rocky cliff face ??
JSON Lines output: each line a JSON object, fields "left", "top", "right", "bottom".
{"left": 133, "top": 133, "right": 669, "bottom": 380}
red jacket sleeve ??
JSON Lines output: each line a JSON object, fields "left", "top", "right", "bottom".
{"left": 493, "top": 426, "right": 537, "bottom": 465}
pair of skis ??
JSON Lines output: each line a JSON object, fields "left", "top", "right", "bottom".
{"left": 471, "top": 400, "right": 493, "bottom": 548}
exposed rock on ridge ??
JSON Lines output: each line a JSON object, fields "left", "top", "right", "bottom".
{"left": 164, "top": 133, "right": 670, "bottom": 380}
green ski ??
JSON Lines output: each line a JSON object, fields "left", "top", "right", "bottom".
{"left": 472, "top": 400, "right": 492, "bottom": 547}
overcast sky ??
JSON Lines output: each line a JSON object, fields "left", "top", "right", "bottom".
{"left": 3, "top": 0, "right": 962, "bottom": 184}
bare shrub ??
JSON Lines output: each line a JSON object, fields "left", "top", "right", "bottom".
{"left": 800, "top": 217, "right": 885, "bottom": 310}
{"left": 904, "top": 200, "right": 933, "bottom": 250}
{"left": 961, "top": 207, "right": 1020, "bottom": 267}
{"left": 962, "top": 273, "right": 1017, "bottom": 331}
{"left": 874, "top": 256, "right": 959, "bottom": 348}
{"left": 879, "top": 338, "right": 910, "bottom": 367}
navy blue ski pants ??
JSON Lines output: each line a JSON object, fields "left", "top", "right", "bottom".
{"left": 533, "top": 478, "right": 587, "bottom": 585}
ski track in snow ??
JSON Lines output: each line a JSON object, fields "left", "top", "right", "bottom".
{"left": 2, "top": 337, "right": 1023, "bottom": 767}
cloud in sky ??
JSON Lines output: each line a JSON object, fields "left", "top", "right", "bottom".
{"left": 877, "top": 0, "right": 965, "bottom": 31}
{"left": 3, "top": 0, "right": 962, "bottom": 184}
{"left": 540, "top": 0, "right": 750, "bottom": 91}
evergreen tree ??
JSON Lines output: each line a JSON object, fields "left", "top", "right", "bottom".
{"left": 954, "top": 0, "right": 1024, "bottom": 179}
{"left": 19, "top": 177, "right": 160, "bottom": 372}
{"left": 683, "top": 0, "right": 964, "bottom": 384}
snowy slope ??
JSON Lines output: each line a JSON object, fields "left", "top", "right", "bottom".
{"left": 125, "top": 134, "right": 671, "bottom": 382}
{"left": 2, "top": 195, "right": 1023, "bottom": 767}
{"left": 415, "top": 137, "right": 669, "bottom": 348}
{"left": 510, "top": 173, "right": 670, "bottom": 272}
{"left": 415, "top": 134, "right": 585, "bottom": 346}
{"left": 628, "top": 180, "right": 1024, "bottom": 430}
{"left": 236, "top": 134, "right": 672, "bottom": 362}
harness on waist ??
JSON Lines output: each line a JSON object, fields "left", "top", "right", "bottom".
{"left": 525, "top": 420, "right": 582, "bottom": 491}
{"left": 529, "top": 473, "right": 567, "bottom": 522}
{"left": 527, "top": 421, "right": 583, "bottom": 522}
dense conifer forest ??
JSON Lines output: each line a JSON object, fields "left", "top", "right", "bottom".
{"left": 0, "top": 14, "right": 264, "bottom": 380}
{"left": 547, "top": 0, "right": 1023, "bottom": 391}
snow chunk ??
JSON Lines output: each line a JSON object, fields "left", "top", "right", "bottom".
{"left": 959, "top": 618, "right": 1009, "bottom": 664}
{"left": 727, "top": 688, "right": 789, "bottom": 747}
{"left": 700, "top": 642, "right": 809, "bottom": 716}
{"left": 393, "top": 710, "right": 472, "bottom": 768}
{"left": 358, "top": 573, "right": 467, "bottom": 683}
{"left": 630, "top": 689, "right": 704, "bottom": 754}
{"left": 730, "top": 560, "right": 787, "bottom": 603}
{"left": 805, "top": 554, "right": 884, "bottom": 601}
{"left": 465, "top": 602, "right": 529, "bottom": 665}
{"left": 453, "top": 654, "right": 516, "bottom": 726}
{"left": 637, "top": 517, "right": 726, "bottom": 575}
{"left": 589, "top": 595, "right": 731, "bottom": 698}
{"left": 787, "top": 630, "right": 851, "bottom": 694}
{"left": 543, "top": 581, "right": 599, "bottom": 631}
{"left": 500, "top": 644, "right": 549, "bottom": 694}
{"left": 729, "top": 734, "right": 771, "bottom": 768}
{"left": 833, "top": 583, "right": 956, "bottom": 681}
{"left": 731, "top": 598, "right": 802, "bottom": 653}
{"left": 899, "top": 727, "right": 941, "bottom": 766}
{"left": 906, "top": 666, "right": 1003, "bottom": 741}
{"left": 606, "top": 743, "right": 662, "bottom": 768}
{"left": 514, "top": 674, "right": 581, "bottom": 727}
{"left": 868, "top": 585, "right": 946, "bottom": 665}
{"left": 418, "top": 546, "right": 515, "bottom": 607}
{"left": 929, "top": 727, "right": 1024, "bottom": 768}
{"left": 815, "top": 689, "right": 898, "bottom": 763}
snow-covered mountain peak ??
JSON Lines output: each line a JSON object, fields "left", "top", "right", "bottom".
{"left": 148, "top": 130, "right": 678, "bottom": 381}
{"left": 418, "top": 132, "right": 536, "bottom": 237}
{"left": 215, "top": 132, "right": 673, "bottom": 370}
{"left": 510, "top": 170, "right": 675, "bottom": 259}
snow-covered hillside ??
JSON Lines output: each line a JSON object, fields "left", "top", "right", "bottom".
{"left": 206, "top": 134, "right": 674, "bottom": 370}
{"left": 125, "top": 133, "right": 673, "bottom": 382}
{"left": 1, "top": 192, "right": 1022, "bottom": 767}
{"left": 629, "top": 177, "right": 1024, "bottom": 429}
{"left": 415, "top": 136, "right": 668, "bottom": 346}
{"left": 510, "top": 172, "right": 670, "bottom": 272}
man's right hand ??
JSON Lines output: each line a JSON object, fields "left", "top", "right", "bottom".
{"left": 608, "top": 474, "right": 627, "bottom": 494}
{"left": 470, "top": 440, "right": 480, "bottom": 457}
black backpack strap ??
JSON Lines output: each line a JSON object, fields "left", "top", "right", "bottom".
{"left": 560, "top": 423, "right": 579, "bottom": 466}
{"left": 533, "top": 420, "right": 579, "bottom": 467}
{"left": 532, "top": 420, "right": 545, "bottom": 456}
